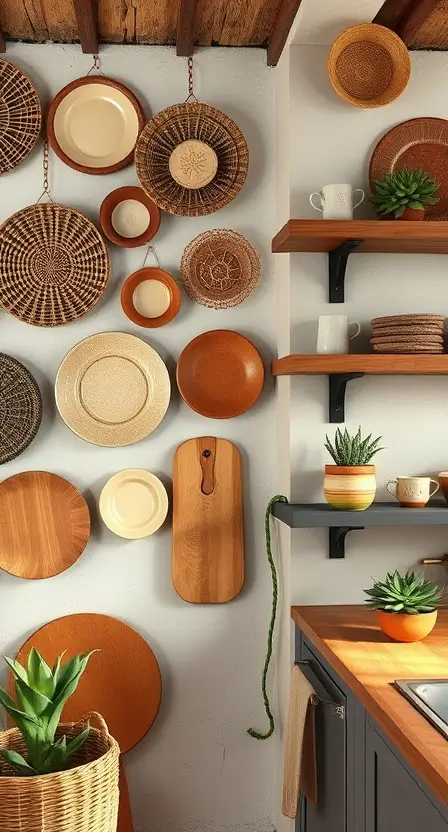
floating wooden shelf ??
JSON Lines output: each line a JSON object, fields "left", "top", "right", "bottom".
{"left": 272, "top": 220, "right": 448, "bottom": 301}
{"left": 272, "top": 355, "right": 448, "bottom": 422}
{"left": 272, "top": 502, "right": 448, "bottom": 558}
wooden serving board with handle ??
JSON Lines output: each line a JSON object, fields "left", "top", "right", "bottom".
{"left": 173, "top": 437, "right": 244, "bottom": 603}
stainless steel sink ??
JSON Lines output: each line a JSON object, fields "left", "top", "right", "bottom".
{"left": 395, "top": 679, "right": 448, "bottom": 739}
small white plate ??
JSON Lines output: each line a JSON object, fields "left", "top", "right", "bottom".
{"left": 99, "top": 469, "right": 168, "bottom": 539}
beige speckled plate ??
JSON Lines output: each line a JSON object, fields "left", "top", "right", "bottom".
{"left": 55, "top": 332, "right": 170, "bottom": 447}
{"left": 99, "top": 469, "right": 168, "bottom": 539}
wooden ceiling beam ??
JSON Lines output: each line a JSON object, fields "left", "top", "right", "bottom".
{"left": 73, "top": 0, "right": 99, "bottom": 53}
{"left": 395, "top": 0, "right": 443, "bottom": 43}
{"left": 0, "top": 26, "right": 5, "bottom": 53}
{"left": 267, "top": 0, "right": 303, "bottom": 66}
{"left": 177, "top": 0, "right": 198, "bottom": 56}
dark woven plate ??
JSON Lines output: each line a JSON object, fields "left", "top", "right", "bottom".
{"left": 0, "top": 59, "right": 42, "bottom": 174}
{"left": 0, "top": 354, "right": 42, "bottom": 464}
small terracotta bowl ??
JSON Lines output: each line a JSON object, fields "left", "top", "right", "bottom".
{"left": 121, "top": 267, "right": 181, "bottom": 328}
{"left": 100, "top": 186, "right": 160, "bottom": 248}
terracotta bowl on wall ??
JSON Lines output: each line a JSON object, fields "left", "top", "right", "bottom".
{"left": 100, "top": 186, "right": 160, "bottom": 247}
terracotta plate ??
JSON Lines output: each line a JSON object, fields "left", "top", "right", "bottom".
{"left": 176, "top": 329, "right": 264, "bottom": 419}
{"left": 0, "top": 471, "right": 90, "bottom": 579}
{"left": 55, "top": 332, "right": 170, "bottom": 446}
{"left": 121, "top": 267, "right": 181, "bottom": 328}
{"left": 100, "top": 186, "right": 160, "bottom": 247}
{"left": 100, "top": 469, "right": 168, "bottom": 539}
{"left": 47, "top": 77, "right": 144, "bottom": 175}
{"left": 370, "top": 118, "right": 448, "bottom": 220}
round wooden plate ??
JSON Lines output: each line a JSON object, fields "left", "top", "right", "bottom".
{"left": 99, "top": 186, "right": 160, "bottom": 248}
{"left": 99, "top": 469, "right": 168, "bottom": 539}
{"left": 0, "top": 471, "right": 90, "bottom": 579}
{"left": 47, "top": 76, "right": 144, "bottom": 175}
{"left": 13, "top": 613, "right": 162, "bottom": 753}
{"left": 176, "top": 329, "right": 264, "bottom": 418}
{"left": 121, "top": 267, "right": 181, "bottom": 328}
{"left": 370, "top": 118, "right": 448, "bottom": 220}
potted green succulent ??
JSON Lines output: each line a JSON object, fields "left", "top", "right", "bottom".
{"left": 371, "top": 169, "right": 440, "bottom": 220}
{"left": 364, "top": 570, "right": 444, "bottom": 642}
{"left": 324, "top": 426, "right": 384, "bottom": 510}
{"left": 0, "top": 648, "right": 119, "bottom": 832}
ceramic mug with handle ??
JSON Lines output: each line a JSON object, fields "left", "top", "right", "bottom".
{"left": 309, "top": 184, "right": 365, "bottom": 219}
{"left": 386, "top": 476, "right": 440, "bottom": 508}
{"left": 317, "top": 315, "right": 361, "bottom": 354}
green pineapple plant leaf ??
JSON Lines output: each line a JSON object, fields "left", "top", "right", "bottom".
{"left": 325, "top": 426, "right": 384, "bottom": 466}
{"left": 364, "top": 570, "right": 444, "bottom": 614}
{"left": 371, "top": 169, "right": 440, "bottom": 218}
{"left": 0, "top": 648, "right": 97, "bottom": 776}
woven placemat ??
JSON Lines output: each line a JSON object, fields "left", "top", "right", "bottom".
{"left": 0, "top": 203, "right": 110, "bottom": 327}
{"left": 373, "top": 344, "right": 444, "bottom": 353}
{"left": 371, "top": 325, "right": 444, "bottom": 336}
{"left": 0, "top": 354, "right": 42, "bottom": 464}
{"left": 180, "top": 229, "right": 260, "bottom": 309}
{"left": 371, "top": 335, "right": 444, "bottom": 345}
{"left": 372, "top": 314, "right": 445, "bottom": 325}
{"left": 0, "top": 60, "right": 42, "bottom": 174}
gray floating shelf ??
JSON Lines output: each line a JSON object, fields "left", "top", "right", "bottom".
{"left": 272, "top": 502, "right": 448, "bottom": 558}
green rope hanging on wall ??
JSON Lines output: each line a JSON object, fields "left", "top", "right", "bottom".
{"left": 248, "top": 494, "right": 288, "bottom": 740}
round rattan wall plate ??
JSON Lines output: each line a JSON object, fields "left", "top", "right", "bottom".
{"left": 328, "top": 24, "right": 410, "bottom": 108}
{"left": 0, "top": 354, "right": 42, "bottom": 464}
{"left": 47, "top": 76, "right": 144, "bottom": 175}
{"left": 100, "top": 186, "right": 160, "bottom": 247}
{"left": 55, "top": 332, "right": 171, "bottom": 447}
{"left": 121, "top": 267, "right": 181, "bottom": 328}
{"left": 181, "top": 229, "right": 260, "bottom": 309}
{"left": 135, "top": 102, "right": 249, "bottom": 216}
{"left": 0, "top": 202, "right": 110, "bottom": 327}
{"left": 0, "top": 59, "right": 42, "bottom": 174}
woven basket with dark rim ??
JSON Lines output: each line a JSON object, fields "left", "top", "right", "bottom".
{"left": 181, "top": 229, "right": 260, "bottom": 309}
{"left": 0, "top": 712, "right": 119, "bottom": 832}
{"left": 0, "top": 354, "right": 42, "bottom": 464}
{"left": 0, "top": 59, "right": 42, "bottom": 174}
{"left": 135, "top": 102, "right": 249, "bottom": 216}
{"left": 0, "top": 203, "right": 110, "bottom": 327}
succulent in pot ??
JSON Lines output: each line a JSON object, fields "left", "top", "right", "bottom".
{"left": 324, "top": 426, "right": 384, "bottom": 510}
{"left": 364, "top": 569, "right": 444, "bottom": 642}
{"left": 370, "top": 169, "right": 440, "bottom": 220}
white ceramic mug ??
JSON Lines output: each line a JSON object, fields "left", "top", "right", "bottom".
{"left": 317, "top": 315, "right": 361, "bottom": 354}
{"left": 386, "top": 476, "right": 440, "bottom": 508}
{"left": 309, "top": 184, "right": 365, "bottom": 219}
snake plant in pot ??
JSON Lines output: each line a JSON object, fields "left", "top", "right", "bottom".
{"left": 370, "top": 169, "right": 440, "bottom": 220}
{"left": 324, "top": 427, "right": 384, "bottom": 510}
{"left": 364, "top": 570, "right": 444, "bottom": 642}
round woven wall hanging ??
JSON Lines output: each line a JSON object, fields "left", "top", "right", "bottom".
{"left": 181, "top": 229, "right": 260, "bottom": 309}
{"left": 0, "top": 203, "right": 110, "bottom": 327}
{"left": 135, "top": 102, "right": 249, "bottom": 216}
{"left": 0, "top": 59, "right": 42, "bottom": 174}
{"left": 0, "top": 354, "right": 42, "bottom": 464}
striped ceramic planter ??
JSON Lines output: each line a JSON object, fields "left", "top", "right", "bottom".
{"left": 324, "top": 465, "right": 376, "bottom": 511}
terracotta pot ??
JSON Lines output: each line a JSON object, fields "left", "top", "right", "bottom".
{"left": 323, "top": 464, "right": 376, "bottom": 510}
{"left": 438, "top": 472, "right": 448, "bottom": 503}
{"left": 376, "top": 609, "right": 437, "bottom": 642}
{"left": 400, "top": 207, "right": 426, "bottom": 221}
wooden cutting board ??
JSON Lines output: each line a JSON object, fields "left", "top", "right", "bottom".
{"left": 13, "top": 613, "right": 162, "bottom": 832}
{"left": 173, "top": 437, "right": 244, "bottom": 603}
{"left": 0, "top": 471, "right": 90, "bottom": 579}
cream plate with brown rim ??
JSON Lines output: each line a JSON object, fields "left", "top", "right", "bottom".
{"left": 55, "top": 332, "right": 170, "bottom": 447}
{"left": 99, "top": 469, "right": 168, "bottom": 539}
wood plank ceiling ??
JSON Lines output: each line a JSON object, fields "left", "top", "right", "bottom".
{"left": 0, "top": 0, "right": 303, "bottom": 65}
{"left": 374, "top": 0, "right": 448, "bottom": 49}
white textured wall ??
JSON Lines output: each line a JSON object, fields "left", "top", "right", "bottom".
{"left": 288, "top": 46, "right": 448, "bottom": 600}
{"left": 0, "top": 43, "right": 276, "bottom": 832}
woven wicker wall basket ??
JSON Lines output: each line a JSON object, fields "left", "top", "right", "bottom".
{"left": 181, "top": 229, "right": 260, "bottom": 309}
{"left": 0, "top": 713, "right": 119, "bottom": 832}
{"left": 135, "top": 102, "right": 249, "bottom": 216}
{"left": 0, "top": 354, "right": 42, "bottom": 464}
{"left": 0, "top": 59, "right": 42, "bottom": 174}
{"left": 0, "top": 203, "right": 110, "bottom": 327}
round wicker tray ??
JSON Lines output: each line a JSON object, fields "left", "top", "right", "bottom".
{"left": 181, "top": 229, "right": 260, "bottom": 309}
{"left": 135, "top": 102, "right": 248, "bottom": 216}
{"left": 0, "top": 354, "right": 42, "bottom": 464}
{"left": 0, "top": 59, "right": 42, "bottom": 174}
{"left": 0, "top": 203, "right": 110, "bottom": 327}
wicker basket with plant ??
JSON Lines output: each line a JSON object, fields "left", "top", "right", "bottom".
{"left": 370, "top": 169, "right": 440, "bottom": 220}
{"left": 364, "top": 569, "right": 444, "bottom": 642}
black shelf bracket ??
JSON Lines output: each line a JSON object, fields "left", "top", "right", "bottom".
{"left": 329, "top": 239, "right": 363, "bottom": 303}
{"left": 329, "top": 372, "right": 364, "bottom": 423}
{"left": 329, "top": 526, "right": 364, "bottom": 559}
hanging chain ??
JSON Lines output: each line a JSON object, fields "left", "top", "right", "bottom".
{"left": 87, "top": 54, "right": 104, "bottom": 76}
{"left": 185, "top": 55, "right": 198, "bottom": 103}
{"left": 36, "top": 138, "right": 53, "bottom": 203}
{"left": 141, "top": 245, "right": 161, "bottom": 270}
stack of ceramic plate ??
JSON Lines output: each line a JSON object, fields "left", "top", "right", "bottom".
{"left": 371, "top": 314, "right": 445, "bottom": 353}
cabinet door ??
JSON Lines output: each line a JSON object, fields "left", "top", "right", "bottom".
{"left": 366, "top": 722, "right": 447, "bottom": 832}
{"left": 298, "top": 645, "right": 347, "bottom": 832}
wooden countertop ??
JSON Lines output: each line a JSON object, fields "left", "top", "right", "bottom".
{"left": 291, "top": 605, "right": 448, "bottom": 805}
